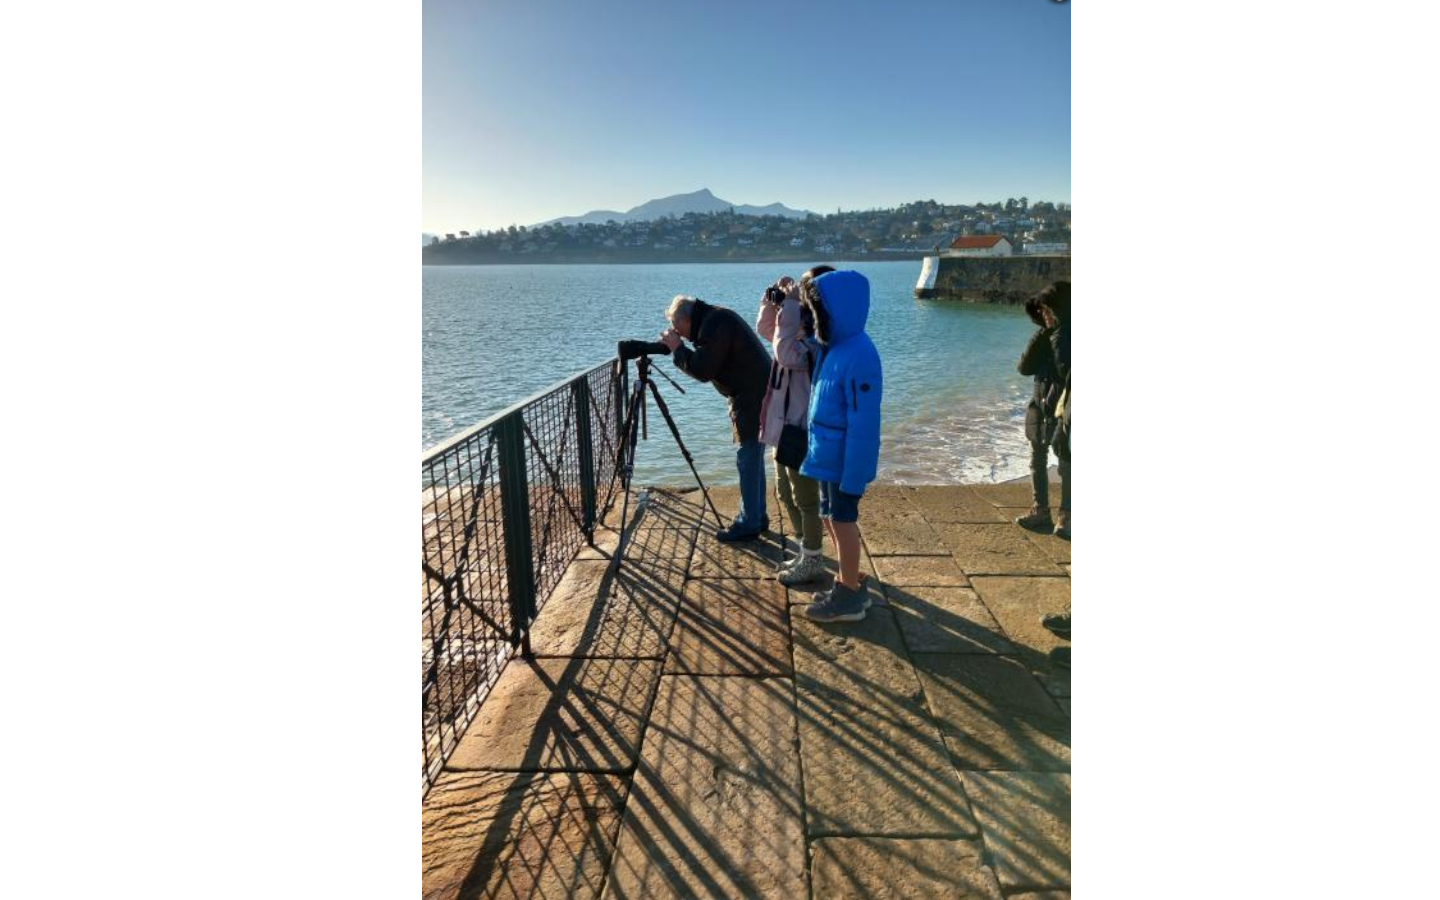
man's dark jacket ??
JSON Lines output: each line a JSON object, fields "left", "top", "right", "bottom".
{"left": 671, "top": 299, "right": 772, "bottom": 442}
{"left": 1018, "top": 326, "right": 1061, "bottom": 445}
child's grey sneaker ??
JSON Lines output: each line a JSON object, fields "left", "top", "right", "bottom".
{"left": 778, "top": 553, "right": 826, "bottom": 586}
{"left": 859, "top": 576, "right": 881, "bottom": 609}
{"left": 803, "top": 581, "right": 868, "bottom": 623}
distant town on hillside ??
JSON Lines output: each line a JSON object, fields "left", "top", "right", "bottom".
{"left": 422, "top": 198, "right": 1071, "bottom": 265}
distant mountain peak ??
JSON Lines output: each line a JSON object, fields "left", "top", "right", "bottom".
{"left": 537, "top": 188, "right": 812, "bottom": 228}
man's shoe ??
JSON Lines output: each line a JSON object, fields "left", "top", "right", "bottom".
{"left": 1049, "top": 645, "right": 1070, "bottom": 669}
{"left": 1053, "top": 510, "right": 1070, "bottom": 540}
{"left": 803, "top": 580, "right": 868, "bottom": 623}
{"left": 779, "top": 553, "right": 826, "bottom": 586}
{"left": 1015, "top": 505, "right": 1054, "bottom": 532}
{"left": 715, "top": 523, "right": 763, "bottom": 543}
{"left": 1041, "top": 611, "right": 1071, "bottom": 640}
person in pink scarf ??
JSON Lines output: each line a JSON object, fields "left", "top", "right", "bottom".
{"left": 756, "top": 273, "right": 826, "bottom": 585}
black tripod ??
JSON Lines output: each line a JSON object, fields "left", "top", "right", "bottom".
{"left": 611, "top": 352, "right": 724, "bottom": 569}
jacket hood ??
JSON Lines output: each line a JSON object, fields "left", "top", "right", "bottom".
{"left": 808, "top": 270, "right": 870, "bottom": 345}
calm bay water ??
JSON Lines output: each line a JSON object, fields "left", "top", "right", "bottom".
{"left": 423, "top": 261, "right": 1036, "bottom": 485}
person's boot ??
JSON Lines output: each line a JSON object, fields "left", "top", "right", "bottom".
{"left": 1053, "top": 509, "right": 1070, "bottom": 540}
{"left": 774, "top": 538, "right": 801, "bottom": 575}
{"left": 779, "top": 552, "right": 826, "bottom": 586}
{"left": 1016, "top": 505, "right": 1054, "bottom": 531}
{"left": 1041, "top": 611, "right": 1071, "bottom": 639}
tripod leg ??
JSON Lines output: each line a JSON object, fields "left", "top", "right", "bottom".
{"left": 645, "top": 378, "right": 726, "bottom": 528}
{"left": 612, "top": 380, "right": 647, "bottom": 561}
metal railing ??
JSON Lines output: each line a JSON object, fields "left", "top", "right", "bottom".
{"left": 421, "top": 358, "right": 626, "bottom": 790}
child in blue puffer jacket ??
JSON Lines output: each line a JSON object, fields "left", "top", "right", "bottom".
{"left": 797, "top": 268, "right": 883, "bottom": 622}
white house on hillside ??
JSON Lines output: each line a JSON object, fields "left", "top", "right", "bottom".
{"left": 944, "top": 235, "right": 1013, "bottom": 257}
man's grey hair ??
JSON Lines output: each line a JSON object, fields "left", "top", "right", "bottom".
{"left": 667, "top": 294, "right": 696, "bottom": 325}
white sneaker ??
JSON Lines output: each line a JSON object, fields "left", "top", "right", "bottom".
{"left": 779, "top": 553, "right": 827, "bottom": 586}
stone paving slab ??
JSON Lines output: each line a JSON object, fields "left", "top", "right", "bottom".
{"left": 687, "top": 484, "right": 745, "bottom": 525}
{"left": 527, "top": 559, "right": 684, "bottom": 659}
{"left": 422, "top": 770, "right": 627, "bottom": 900}
{"left": 969, "top": 576, "right": 1071, "bottom": 656}
{"left": 1019, "top": 527, "right": 1071, "bottom": 564}
{"left": 858, "top": 484, "right": 914, "bottom": 506}
{"left": 912, "top": 653, "right": 1070, "bottom": 772}
{"left": 935, "top": 523, "right": 1068, "bottom": 577}
{"left": 689, "top": 529, "right": 788, "bottom": 578}
{"left": 446, "top": 657, "right": 661, "bottom": 773}
{"left": 1010, "top": 893, "right": 1071, "bottom": 900}
{"left": 605, "top": 675, "right": 808, "bottom": 900}
{"left": 883, "top": 584, "right": 1016, "bottom": 655}
{"left": 904, "top": 485, "right": 1012, "bottom": 524}
{"left": 963, "top": 772, "right": 1071, "bottom": 892}
{"left": 871, "top": 552, "right": 971, "bottom": 587}
{"left": 790, "top": 606, "right": 922, "bottom": 699}
{"left": 860, "top": 508, "right": 948, "bottom": 556}
{"left": 970, "top": 482, "right": 1058, "bottom": 509}
{"left": 792, "top": 610, "right": 979, "bottom": 838}
{"left": 810, "top": 837, "right": 1004, "bottom": 900}
{"left": 666, "top": 578, "right": 791, "bottom": 676}
{"left": 620, "top": 507, "right": 699, "bottom": 561}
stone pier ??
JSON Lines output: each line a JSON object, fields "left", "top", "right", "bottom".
{"left": 423, "top": 482, "right": 1071, "bottom": 899}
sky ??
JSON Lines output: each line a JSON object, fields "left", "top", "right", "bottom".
{"left": 423, "top": 0, "right": 1070, "bottom": 234}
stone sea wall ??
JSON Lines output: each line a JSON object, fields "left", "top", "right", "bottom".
{"left": 916, "top": 255, "right": 1071, "bottom": 303}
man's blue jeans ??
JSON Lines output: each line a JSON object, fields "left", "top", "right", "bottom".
{"left": 735, "top": 438, "right": 767, "bottom": 530}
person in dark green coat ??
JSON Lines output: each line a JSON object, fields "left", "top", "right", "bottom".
{"left": 1016, "top": 293, "right": 1061, "bottom": 532}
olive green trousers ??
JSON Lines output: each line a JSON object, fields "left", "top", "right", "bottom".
{"left": 775, "top": 458, "right": 823, "bottom": 551}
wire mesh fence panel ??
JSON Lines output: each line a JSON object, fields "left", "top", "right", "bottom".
{"left": 421, "top": 359, "right": 621, "bottom": 791}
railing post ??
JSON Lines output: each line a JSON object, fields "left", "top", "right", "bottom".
{"left": 615, "top": 361, "right": 627, "bottom": 451}
{"left": 495, "top": 411, "right": 536, "bottom": 656}
{"left": 572, "top": 378, "right": 597, "bottom": 542}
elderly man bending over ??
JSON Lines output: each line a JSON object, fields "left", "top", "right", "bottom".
{"left": 660, "top": 294, "right": 773, "bottom": 541}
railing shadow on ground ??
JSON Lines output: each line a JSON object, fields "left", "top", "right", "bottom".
{"left": 425, "top": 492, "right": 698, "bottom": 899}
{"left": 424, "top": 486, "right": 1070, "bottom": 898}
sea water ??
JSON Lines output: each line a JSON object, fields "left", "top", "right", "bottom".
{"left": 423, "top": 261, "right": 1038, "bottom": 484}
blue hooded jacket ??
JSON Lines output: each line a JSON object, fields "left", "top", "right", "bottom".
{"left": 799, "top": 270, "right": 883, "bottom": 495}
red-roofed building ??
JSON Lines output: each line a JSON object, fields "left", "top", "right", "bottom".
{"left": 945, "top": 235, "right": 1013, "bottom": 257}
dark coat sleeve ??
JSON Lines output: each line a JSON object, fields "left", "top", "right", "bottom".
{"left": 1048, "top": 324, "right": 1070, "bottom": 384}
{"left": 672, "top": 315, "right": 729, "bottom": 384}
{"left": 1018, "top": 328, "right": 1054, "bottom": 377}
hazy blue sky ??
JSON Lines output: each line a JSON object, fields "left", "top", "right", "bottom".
{"left": 423, "top": 0, "right": 1070, "bottom": 233}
